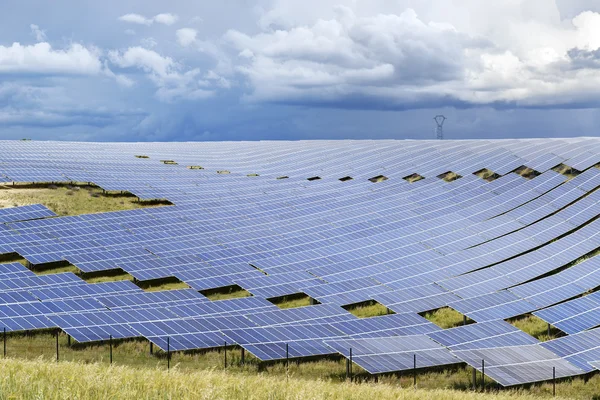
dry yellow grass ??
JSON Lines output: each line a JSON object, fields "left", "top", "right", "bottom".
{"left": 0, "top": 185, "right": 146, "bottom": 216}
{"left": 0, "top": 357, "right": 562, "bottom": 400}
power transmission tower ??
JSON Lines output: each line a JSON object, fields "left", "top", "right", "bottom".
{"left": 434, "top": 115, "right": 446, "bottom": 140}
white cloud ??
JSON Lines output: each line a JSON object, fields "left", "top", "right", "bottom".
{"left": 124, "top": 29, "right": 136, "bottom": 36}
{"left": 0, "top": 42, "right": 103, "bottom": 75}
{"left": 176, "top": 28, "right": 198, "bottom": 47}
{"left": 225, "top": 2, "right": 600, "bottom": 110}
{"left": 140, "top": 37, "right": 158, "bottom": 49}
{"left": 29, "top": 24, "right": 46, "bottom": 42}
{"left": 108, "top": 46, "right": 214, "bottom": 102}
{"left": 154, "top": 13, "right": 178, "bottom": 26}
{"left": 118, "top": 13, "right": 153, "bottom": 26}
{"left": 118, "top": 12, "right": 179, "bottom": 26}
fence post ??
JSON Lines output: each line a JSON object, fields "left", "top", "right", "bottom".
{"left": 55, "top": 330, "right": 59, "bottom": 362}
{"left": 3, "top": 327, "right": 6, "bottom": 358}
{"left": 481, "top": 359, "right": 485, "bottom": 392}
{"left": 553, "top": 366, "right": 556, "bottom": 397}
{"left": 109, "top": 335, "right": 113, "bottom": 364}
{"left": 67, "top": 335, "right": 71, "bottom": 347}
{"left": 472, "top": 366, "right": 477, "bottom": 390}
{"left": 413, "top": 354, "right": 417, "bottom": 388}
{"left": 167, "top": 337, "right": 170, "bottom": 371}
{"left": 150, "top": 341, "right": 153, "bottom": 355}
{"left": 241, "top": 348, "right": 245, "bottom": 366}
{"left": 224, "top": 341, "right": 227, "bottom": 369}
{"left": 286, "top": 343, "right": 289, "bottom": 376}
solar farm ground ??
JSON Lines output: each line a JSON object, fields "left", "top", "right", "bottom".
{"left": 0, "top": 165, "right": 592, "bottom": 399}
{"left": 0, "top": 358, "right": 557, "bottom": 400}
{"left": 4, "top": 139, "right": 600, "bottom": 398}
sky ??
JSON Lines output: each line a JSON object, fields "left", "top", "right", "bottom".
{"left": 1, "top": 0, "right": 600, "bottom": 142}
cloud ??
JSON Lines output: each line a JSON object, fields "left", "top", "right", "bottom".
{"left": 0, "top": 107, "right": 145, "bottom": 128}
{"left": 29, "top": 24, "right": 47, "bottom": 42}
{"left": 154, "top": 13, "right": 178, "bottom": 26}
{"left": 568, "top": 48, "right": 600, "bottom": 69}
{"left": 0, "top": 82, "right": 145, "bottom": 128}
{"left": 118, "top": 13, "right": 178, "bottom": 26}
{"left": 118, "top": 13, "right": 153, "bottom": 26}
{"left": 225, "top": 3, "right": 600, "bottom": 111}
{"left": 176, "top": 28, "right": 198, "bottom": 47}
{"left": 0, "top": 42, "right": 103, "bottom": 75}
{"left": 108, "top": 46, "right": 215, "bottom": 101}
{"left": 140, "top": 37, "right": 158, "bottom": 49}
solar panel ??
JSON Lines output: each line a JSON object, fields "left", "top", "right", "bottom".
{"left": 452, "top": 345, "right": 584, "bottom": 386}
{"left": 325, "top": 335, "right": 459, "bottom": 374}
{"left": 540, "top": 328, "right": 600, "bottom": 372}
{"left": 0, "top": 138, "right": 598, "bottom": 387}
{"left": 427, "top": 320, "right": 539, "bottom": 350}
{"left": 223, "top": 323, "right": 345, "bottom": 360}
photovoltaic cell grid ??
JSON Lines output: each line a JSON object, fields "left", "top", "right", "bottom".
{"left": 325, "top": 335, "right": 459, "bottom": 374}
{"left": 0, "top": 139, "right": 599, "bottom": 386}
{"left": 453, "top": 345, "right": 584, "bottom": 386}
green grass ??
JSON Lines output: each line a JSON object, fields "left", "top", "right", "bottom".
{"left": 138, "top": 281, "right": 190, "bottom": 292}
{"left": 423, "top": 308, "right": 466, "bottom": 329}
{"left": 34, "top": 264, "right": 81, "bottom": 275}
{"left": 272, "top": 295, "right": 313, "bottom": 309}
{"left": 0, "top": 357, "right": 570, "bottom": 400}
{"left": 203, "top": 288, "right": 252, "bottom": 301}
{"left": 509, "top": 315, "right": 559, "bottom": 341}
{"left": 0, "top": 333, "right": 596, "bottom": 399}
{"left": 345, "top": 302, "right": 390, "bottom": 318}
{"left": 85, "top": 272, "right": 134, "bottom": 284}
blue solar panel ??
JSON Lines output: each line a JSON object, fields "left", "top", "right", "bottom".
{"left": 325, "top": 335, "right": 458, "bottom": 374}
{"left": 427, "top": 320, "right": 539, "bottom": 350}
{"left": 0, "top": 138, "right": 598, "bottom": 387}
{"left": 453, "top": 344, "right": 584, "bottom": 386}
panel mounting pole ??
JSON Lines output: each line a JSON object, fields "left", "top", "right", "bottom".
{"left": 413, "top": 354, "right": 417, "bottom": 388}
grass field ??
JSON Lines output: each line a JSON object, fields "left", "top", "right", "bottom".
{"left": 0, "top": 184, "right": 155, "bottom": 216}
{"left": 0, "top": 309, "right": 587, "bottom": 399}
{"left": 0, "top": 183, "right": 596, "bottom": 398}
{"left": 0, "top": 357, "right": 571, "bottom": 400}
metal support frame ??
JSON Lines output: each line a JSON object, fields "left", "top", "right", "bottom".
{"left": 349, "top": 348, "right": 353, "bottom": 382}
{"left": 553, "top": 366, "right": 556, "bottom": 397}
{"left": 413, "top": 354, "right": 417, "bottom": 388}
{"left": 481, "top": 359, "right": 485, "bottom": 392}
{"left": 434, "top": 115, "right": 446, "bottom": 140}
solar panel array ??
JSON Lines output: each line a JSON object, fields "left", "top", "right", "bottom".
{"left": 1, "top": 138, "right": 600, "bottom": 386}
